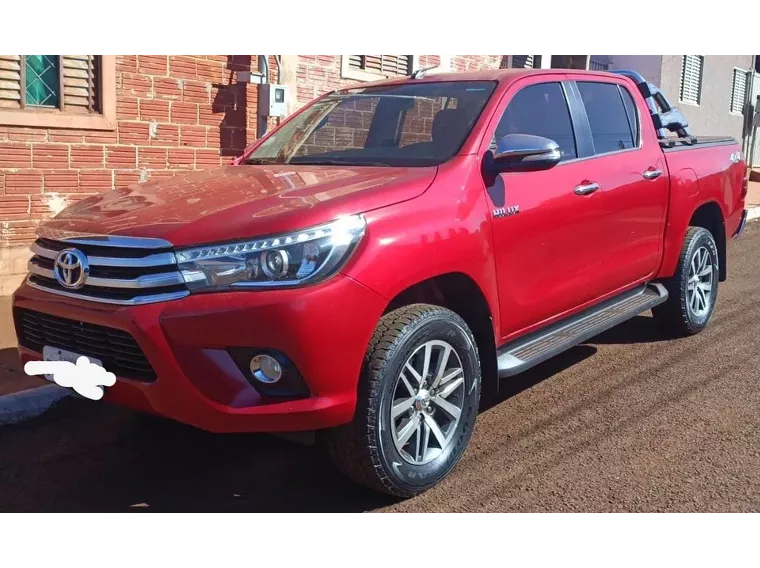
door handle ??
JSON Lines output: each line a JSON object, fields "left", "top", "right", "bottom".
{"left": 642, "top": 168, "right": 662, "bottom": 180}
{"left": 574, "top": 182, "right": 600, "bottom": 195}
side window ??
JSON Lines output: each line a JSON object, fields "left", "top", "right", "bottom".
{"left": 494, "top": 82, "right": 577, "bottom": 161}
{"left": 619, "top": 86, "right": 640, "bottom": 146}
{"left": 577, "top": 81, "right": 636, "bottom": 154}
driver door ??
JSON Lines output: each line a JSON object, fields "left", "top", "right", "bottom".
{"left": 485, "top": 78, "right": 610, "bottom": 339}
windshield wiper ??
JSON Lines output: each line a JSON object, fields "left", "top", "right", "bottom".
{"left": 245, "top": 157, "right": 285, "bottom": 165}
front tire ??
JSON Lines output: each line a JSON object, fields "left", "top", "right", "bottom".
{"left": 652, "top": 226, "right": 719, "bottom": 336}
{"left": 325, "top": 304, "right": 481, "bottom": 497}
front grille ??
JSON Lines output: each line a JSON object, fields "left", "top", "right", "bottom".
{"left": 26, "top": 234, "right": 189, "bottom": 305}
{"left": 15, "top": 308, "right": 157, "bottom": 382}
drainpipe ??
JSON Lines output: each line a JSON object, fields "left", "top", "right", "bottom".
{"left": 257, "top": 55, "right": 270, "bottom": 138}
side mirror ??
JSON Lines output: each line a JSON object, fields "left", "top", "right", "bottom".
{"left": 488, "top": 134, "right": 561, "bottom": 172}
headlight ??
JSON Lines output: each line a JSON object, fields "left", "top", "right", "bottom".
{"left": 176, "top": 215, "right": 366, "bottom": 291}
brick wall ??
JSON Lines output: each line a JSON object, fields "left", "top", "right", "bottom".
{"left": 0, "top": 54, "right": 503, "bottom": 293}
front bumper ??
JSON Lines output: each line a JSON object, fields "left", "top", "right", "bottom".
{"left": 12, "top": 274, "right": 387, "bottom": 433}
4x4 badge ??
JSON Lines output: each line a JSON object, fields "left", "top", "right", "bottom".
{"left": 493, "top": 206, "right": 519, "bottom": 218}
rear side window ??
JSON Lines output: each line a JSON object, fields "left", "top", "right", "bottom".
{"left": 577, "top": 81, "right": 636, "bottom": 154}
{"left": 619, "top": 86, "right": 640, "bottom": 146}
{"left": 494, "top": 82, "right": 577, "bottom": 161}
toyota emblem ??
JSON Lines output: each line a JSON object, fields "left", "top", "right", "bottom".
{"left": 53, "top": 248, "right": 89, "bottom": 289}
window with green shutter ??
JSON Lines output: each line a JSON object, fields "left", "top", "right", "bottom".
{"left": 1, "top": 55, "right": 114, "bottom": 130}
{"left": 0, "top": 55, "right": 100, "bottom": 113}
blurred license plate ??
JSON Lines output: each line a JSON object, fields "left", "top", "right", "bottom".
{"left": 42, "top": 346, "right": 103, "bottom": 382}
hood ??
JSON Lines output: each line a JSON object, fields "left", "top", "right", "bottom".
{"left": 41, "top": 164, "right": 437, "bottom": 246}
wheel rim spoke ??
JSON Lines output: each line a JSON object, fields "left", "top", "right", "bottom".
{"left": 392, "top": 396, "right": 415, "bottom": 419}
{"left": 399, "top": 373, "right": 416, "bottom": 396}
{"left": 395, "top": 416, "right": 418, "bottom": 450}
{"left": 430, "top": 344, "right": 452, "bottom": 389}
{"left": 405, "top": 363, "right": 423, "bottom": 386}
{"left": 437, "top": 375, "right": 464, "bottom": 399}
{"left": 424, "top": 414, "right": 448, "bottom": 448}
{"left": 420, "top": 343, "right": 432, "bottom": 384}
{"left": 432, "top": 366, "right": 461, "bottom": 390}
{"left": 433, "top": 395, "right": 461, "bottom": 420}
{"left": 420, "top": 422, "right": 431, "bottom": 462}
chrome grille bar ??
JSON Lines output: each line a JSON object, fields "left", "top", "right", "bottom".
{"left": 26, "top": 233, "right": 188, "bottom": 306}
{"left": 30, "top": 243, "right": 177, "bottom": 267}
{"left": 28, "top": 262, "right": 185, "bottom": 289}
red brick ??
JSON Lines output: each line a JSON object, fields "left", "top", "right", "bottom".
{"left": 138, "top": 55, "right": 168, "bottom": 76}
{"left": 117, "top": 55, "right": 138, "bottom": 73}
{"left": 139, "top": 99, "right": 171, "bottom": 122}
{"left": 0, "top": 195, "right": 32, "bottom": 221}
{"left": 115, "top": 170, "right": 141, "bottom": 188}
{"left": 6, "top": 171, "right": 43, "bottom": 194}
{"left": 8, "top": 128, "right": 47, "bottom": 142}
{"left": 117, "top": 97, "right": 139, "bottom": 120}
{"left": 85, "top": 130, "right": 118, "bottom": 144}
{"left": 0, "top": 220, "right": 39, "bottom": 246}
{"left": 49, "top": 131, "right": 85, "bottom": 143}
{"left": 121, "top": 73, "right": 152, "bottom": 97}
{"left": 199, "top": 104, "right": 225, "bottom": 127}
{"left": 70, "top": 145, "right": 105, "bottom": 169}
{"left": 168, "top": 148, "right": 194, "bottom": 169}
{"left": 31, "top": 144, "right": 67, "bottom": 168}
{"left": 44, "top": 170, "right": 79, "bottom": 192}
{"left": 228, "top": 55, "right": 251, "bottom": 71}
{"left": 183, "top": 80, "right": 210, "bottom": 104}
{"left": 138, "top": 147, "right": 167, "bottom": 168}
{"left": 206, "top": 129, "right": 221, "bottom": 149}
{"left": 171, "top": 102, "right": 199, "bottom": 124}
{"left": 222, "top": 128, "right": 247, "bottom": 154}
{"left": 196, "top": 60, "right": 224, "bottom": 84}
{"left": 150, "top": 124, "right": 179, "bottom": 147}
{"left": 79, "top": 170, "right": 113, "bottom": 192}
{"left": 180, "top": 125, "right": 206, "bottom": 147}
{"left": 0, "top": 172, "right": 3, "bottom": 192}
{"left": 31, "top": 195, "right": 51, "bottom": 219}
{"left": 148, "top": 171, "right": 176, "bottom": 181}
{"left": 0, "top": 143, "right": 32, "bottom": 168}
{"left": 196, "top": 149, "right": 222, "bottom": 167}
{"left": 153, "top": 77, "right": 182, "bottom": 100}
{"left": 118, "top": 122, "right": 150, "bottom": 145}
{"left": 210, "top": 85, "right": 237, "bottom": 106}
{"left": 106, "top": 146, "right": 137, "bottom": 168}
{"left": 170, "top": 56, "right": 197, "bottom": 80}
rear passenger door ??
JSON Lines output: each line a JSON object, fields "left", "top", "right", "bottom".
{"left": 572, "top": 79, "right": 669, "bottom": 291}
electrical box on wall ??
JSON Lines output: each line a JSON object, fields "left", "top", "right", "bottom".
{"left": 259, "top": 84, "right": 288, "bottom": 117}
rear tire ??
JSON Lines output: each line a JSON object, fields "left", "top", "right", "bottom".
{"left": 325, "top": 304, "right": 481, "bottom": 497}
{"left": 652, "top": 226, "right": 719, "bottom": 336}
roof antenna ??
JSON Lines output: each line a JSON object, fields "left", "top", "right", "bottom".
{"left": 411, "top": 65, "right": 438, "bottom": 79}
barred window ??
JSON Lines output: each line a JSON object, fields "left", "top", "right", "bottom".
{"left": 730, "top": 68, "right": 748, "bottom": 115}
{"left": 341, "top": 55, "right": 415, "bottom": 82}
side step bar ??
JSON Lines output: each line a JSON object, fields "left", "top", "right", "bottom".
{"left": 497, "top": 283, "right": 668, "bottom": 378}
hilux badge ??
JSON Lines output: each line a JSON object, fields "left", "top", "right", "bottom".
{"left": 493, "top": 205, "right": 520, "bottom": 218}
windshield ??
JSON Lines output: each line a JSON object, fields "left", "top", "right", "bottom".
{"left": 245, "top": 81, "right": 497, "bottom": 167}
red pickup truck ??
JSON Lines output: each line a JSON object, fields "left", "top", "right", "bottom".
{"left": 12, "top": 68, "right": 748, "bottom": 497}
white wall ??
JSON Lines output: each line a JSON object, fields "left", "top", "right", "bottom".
{"left": 608, "top": 55, "right": 663, "bottom": 85}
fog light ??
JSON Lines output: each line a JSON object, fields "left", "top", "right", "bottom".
{"left": 250, "top": 354, "right": 282, "bottom": 383}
